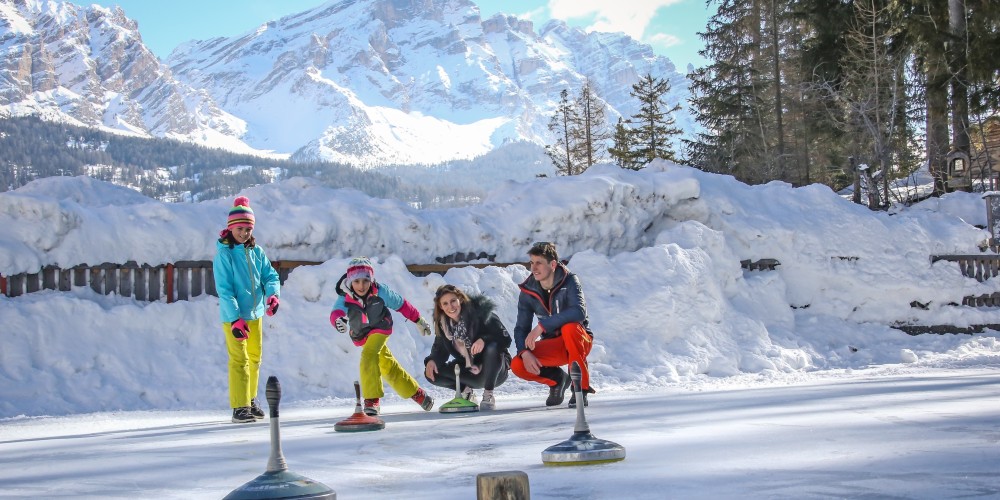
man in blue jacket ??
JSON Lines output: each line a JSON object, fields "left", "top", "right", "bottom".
{"left": 510, "top": 242, "right": 595, "bottom": 408}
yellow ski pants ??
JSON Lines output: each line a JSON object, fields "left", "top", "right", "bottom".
{"left": 360, "top": 333, "right": 419, "bottom": 400}
{"left": 223, "top": 317, "right": 263, "bottom": 409}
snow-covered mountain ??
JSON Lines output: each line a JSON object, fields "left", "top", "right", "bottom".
{"left": 1, "top": 0, "right": 692, "bottom": 166}
{"left": 0, "top": 0, "right": 269, "bottom": 155}
{"left": 166, "top": 0, "right": 691, "bottom": 165}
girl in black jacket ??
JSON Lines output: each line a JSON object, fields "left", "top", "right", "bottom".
{"left": 423, "top": 285, "right": 512, "bottom": 410}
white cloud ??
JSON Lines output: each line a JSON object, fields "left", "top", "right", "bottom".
{"left": 649, "top": 32, "right": 682, "bottom": 48}
{"left": 548, "top": 0, "right": 680, "bottom": 40}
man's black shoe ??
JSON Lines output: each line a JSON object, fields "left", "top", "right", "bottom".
{"left": 544, "top": 369, "right": 570, "bottom": 407}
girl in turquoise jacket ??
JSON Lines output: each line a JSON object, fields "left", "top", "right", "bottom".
{"left": 213, "top": 196, "right": 280, "bottom": 423}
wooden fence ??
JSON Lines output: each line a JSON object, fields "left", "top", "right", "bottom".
{"left": 0, "top": 260, "right": 529, "bottom": 302}
{"left": 930, "top": 254, "right": 1000, "bottom": 282}
{"left": 0, "top": 258, "right": 789, "bottom": 302}
{"left": 0, "top": 260, "right": 320, "bottom": 302}
{"left": 6, "top": 254, "right": 999, "bottom": 308}
{"left": 929, "top": 254, "right": 1000, "bottom": 307}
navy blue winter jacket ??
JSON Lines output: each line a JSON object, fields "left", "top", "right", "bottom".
{"left": 512, "top": 262, "right": 593, "bottom": 355}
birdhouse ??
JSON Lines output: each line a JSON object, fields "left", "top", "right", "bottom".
{"left": 947, "top": 150, "right": 972, "bottom": 189}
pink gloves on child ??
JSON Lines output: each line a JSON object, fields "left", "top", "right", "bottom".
{"left": 266, "top": 295, "right": 280, "bottom": 316}
{"left": 231, "top": 295, "right": 278, "bottom": 341}
{"left": 231, "top": 318, "right": 249, "bottom": 340}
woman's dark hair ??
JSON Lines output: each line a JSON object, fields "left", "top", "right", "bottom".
{"left": 219, "top": 229, "right": 256, "bottom": 249}
{"left": 433, "top": 284, "right": 471, "bottom": 334}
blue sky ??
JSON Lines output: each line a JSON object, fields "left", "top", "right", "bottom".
{"left": 87, "top": 0, "right": 712, "bottom": 69}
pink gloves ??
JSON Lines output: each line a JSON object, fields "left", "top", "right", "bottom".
{"left": 231, "top": 318, "right": 249, "bottom": 340}
{"left": 266, "top": 295, "right": 280, "bottom": 316}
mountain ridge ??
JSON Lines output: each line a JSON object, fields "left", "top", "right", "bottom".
{"left": 1, "top": 0, "right": 693, "bottom": 167}
{"left": 0, "top": 0, "right": 264, "bottom": 154}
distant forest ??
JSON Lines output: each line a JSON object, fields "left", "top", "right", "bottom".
{"left": 0, "top": 116, "right": 445, "bottom": 205}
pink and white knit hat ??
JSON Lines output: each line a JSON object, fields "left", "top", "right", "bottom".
{"left": 346, "top": 257, "right": 374, "bottom": 282}
{"left": 227, "top": 196, "right": 255, "bottom": 230}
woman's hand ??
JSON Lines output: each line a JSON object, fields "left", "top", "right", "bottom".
{"left": 470, "top": 338, "right": 485, "bottom": 356}
{"left": 424, "top": 360, "right": 438, "bottom": 381}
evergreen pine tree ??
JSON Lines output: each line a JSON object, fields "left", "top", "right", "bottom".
{"left": 608, "top": 117, "right": 641, "bottom": 170}
{"left": 573, "top": 80, "right": 611, "bottom": 170}
{"left": 685, "top": 0, "right": 772, "bottom": 181}
{"left": 544, "top": 89, "right": 584, "bottom": 175}
{"left": 629, "top": 74, "right": 683, "bottom": 166}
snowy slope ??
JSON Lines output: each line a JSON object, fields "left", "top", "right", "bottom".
{"left": 2, "top": 162, "right": 998, "bottom": 419}
{"left": 1, "top": 162, "right": 999, "bottom": 499}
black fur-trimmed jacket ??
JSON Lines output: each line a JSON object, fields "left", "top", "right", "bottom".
{"left": 423, "top": 294, "right": 512, "bottom": 368}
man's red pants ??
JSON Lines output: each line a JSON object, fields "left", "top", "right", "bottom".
{"left": 511, "top": 323, "right": 593, "bottom": 390}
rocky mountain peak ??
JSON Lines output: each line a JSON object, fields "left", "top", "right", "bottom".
{"left": 0, "top": 0, "right": 250, "bottom": 150}
{"left": 2, "top": 0, "right": 693, "bottom": 167}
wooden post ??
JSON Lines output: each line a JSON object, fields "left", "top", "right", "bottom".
{"left": 165, "top": 263, "right": 174, "bottom": 303}
{"left": 8, "top": 274, "right": 24, "bottom": 297}
{"left": 90, "top": 267, "right": 103, "bottom": 294}
{"left": 103, "top": 263, "right": 118, "bottom": 296}
{"left": 42, "top": 265, "right": 58, "bottom": 290}
{"left": 0, "top": 274, "right": 6, "bottom": 296}
{"left": 148, "top": 265, "right": 161, "bottom": 302}
{"left": 476, "top": 471, "right": 530, "bottom": 500}
{"left": 191, "top": 264, "right": 204, "bottom": 298}
{"left": 120, "top": 261, "right": 138, "bottom": 299}
{"left": 59, "top": 268, "right": 71, "bottom": 291}
{"left": 134, "top": 264, "right": 148, "bottom": 302}
{"left": 26, "top": 270, "right": 40, "bottom": 293}
{"left": 177, "top": 264, "right": 190, "bottom": 301}
{"left": 73, "top": 265, "right": 87, "bottom": 287}
{"left": 206, "top": 267, "right": 217, "bottom": 297}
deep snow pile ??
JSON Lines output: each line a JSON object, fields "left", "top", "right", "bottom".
{"left": 2, "top": 162, "right": 999, "bottom": 418}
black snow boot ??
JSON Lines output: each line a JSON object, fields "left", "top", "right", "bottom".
{"left": 250, "top": 398, "right": 265, "bottom": 419}
{"left": 542, "top": 368, "right": 570, "bottom": 407}
{"left": 232, "top": 407, "right": 255, "bottom": 423}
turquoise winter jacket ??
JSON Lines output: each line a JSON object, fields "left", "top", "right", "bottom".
{"left": 213, "top": 239, "right": 280, "bottom": 324}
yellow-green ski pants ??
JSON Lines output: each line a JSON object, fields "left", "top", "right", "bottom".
{"left": 360, "top": 333, "right": 419, "bottom": 400}
{"left": 223, "top": 317, "right": 263, "bottom": 409}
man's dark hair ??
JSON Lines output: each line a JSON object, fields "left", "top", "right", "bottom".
{"left": 528, "top": 241, "right": 559, "bottom": 263}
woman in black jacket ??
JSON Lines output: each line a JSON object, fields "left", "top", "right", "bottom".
{"left": 423, "top": 284, "right": 512, "bottom": 410}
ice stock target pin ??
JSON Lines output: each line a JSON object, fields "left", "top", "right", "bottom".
{"left": 333, "top": 381, "right": 386, "bottom": 432}
{"left": 541, "top": 362, "right": 626, "bottom": 466}
{"left": 224, "top": 376, "right": 336, "bottom": 499}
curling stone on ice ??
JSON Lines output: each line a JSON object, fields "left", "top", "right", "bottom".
{"left": 224, "top": 376, "right": 336, "bottom": 499}
{"left": 541, "top": 362, "right": 626, "bottom": 466}
{"left": 333, "top": 381, "right": 385, "bottom": 432}
{"left": 439, "top": 363, "right": 479, "bottom": 413}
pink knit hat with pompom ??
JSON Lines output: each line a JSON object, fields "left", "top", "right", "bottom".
{"left": 227, "top": 196, "right": 255, "bottom": 229}
{"left": 346, "top": 257, "right": 374, "bottom": 282}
